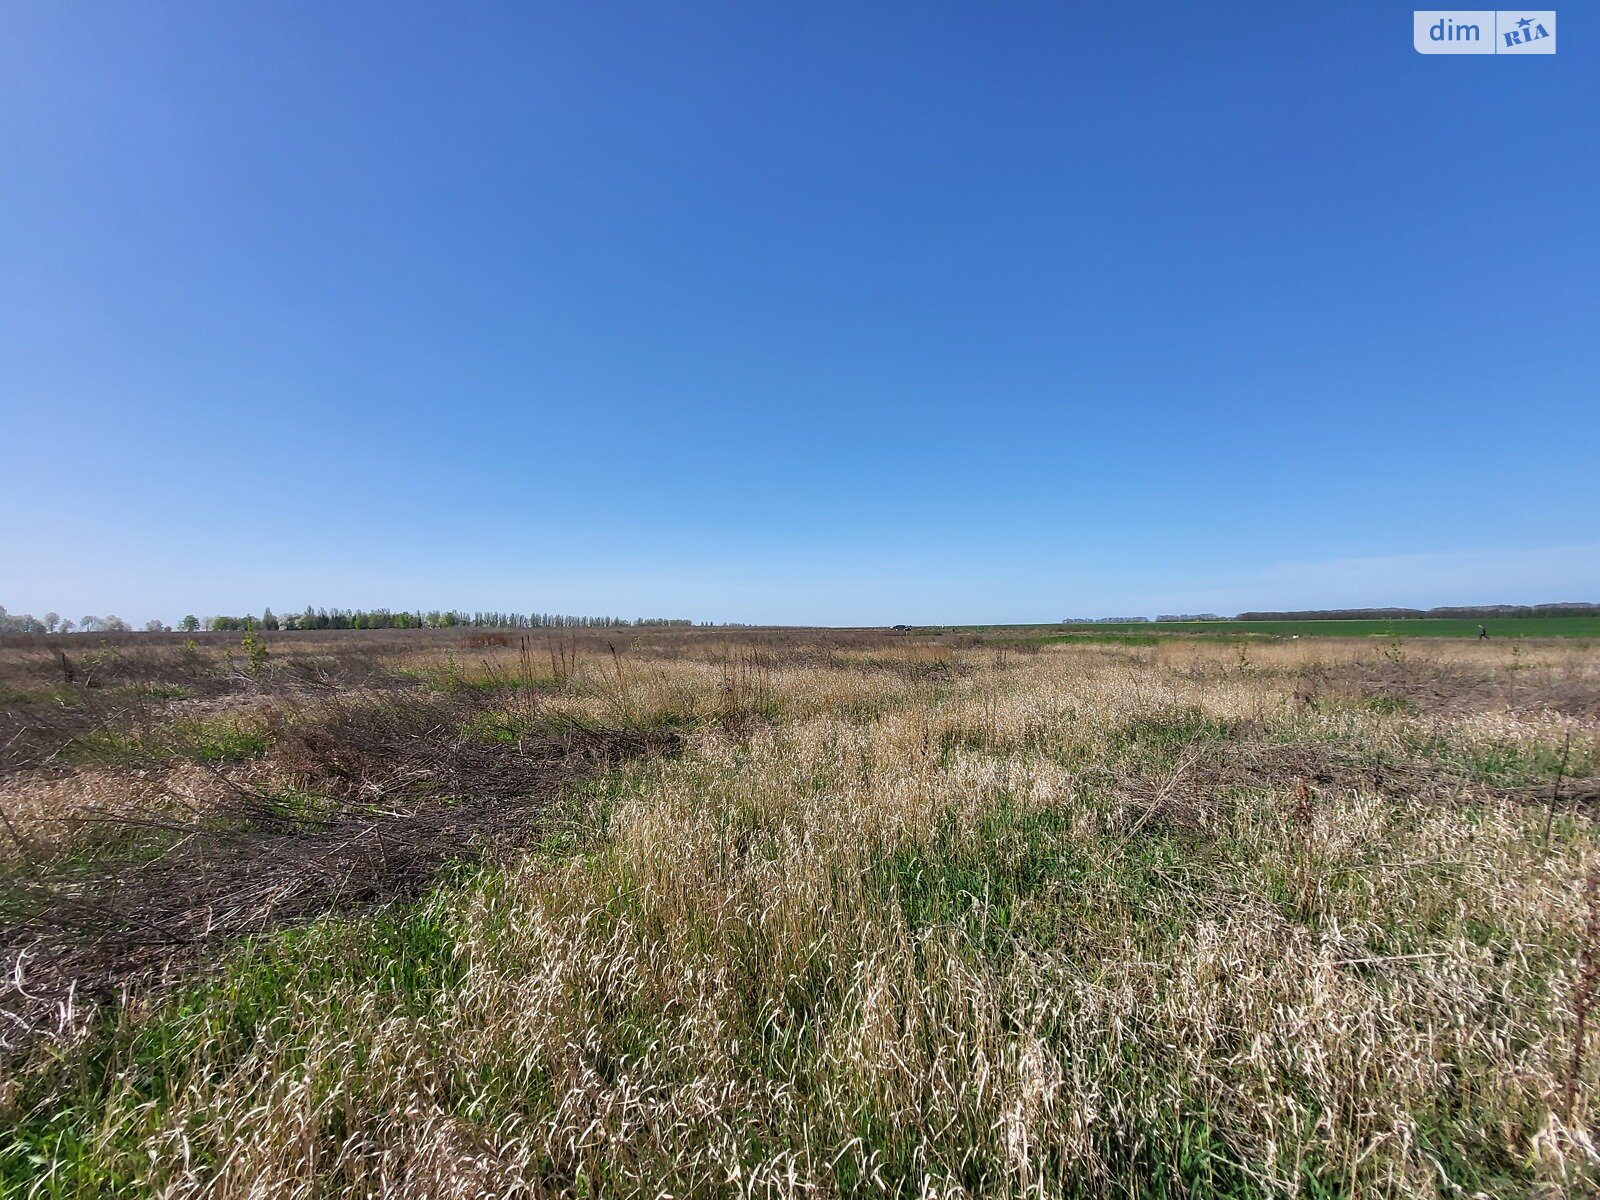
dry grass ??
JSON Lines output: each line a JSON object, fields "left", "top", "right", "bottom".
{"left": 1, "top": 630, "right": 1599, "bottom": 1196}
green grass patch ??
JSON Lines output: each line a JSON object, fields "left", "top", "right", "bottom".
{"left": 1020, "top": 632, "right": 1166, "bottom": 646}
{"left": 66, "top": 715, "right": 270, "bottom": 766}
{"left": 864, "top": 794, "right": 1196, "bottom": 961}
{"left": 1, "top": 901, "right": 465, "bottom": 1197}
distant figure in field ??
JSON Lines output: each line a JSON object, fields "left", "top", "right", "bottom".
{"left": 1478, "top": 625, "right": 1489, "bottom": 640}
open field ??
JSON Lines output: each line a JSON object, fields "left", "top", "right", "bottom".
{"left": 963, "top": 618, "right": 1600, "bottom": 641}
{"left": 3, "top": 628, "right": 1600, "bottom": 1197}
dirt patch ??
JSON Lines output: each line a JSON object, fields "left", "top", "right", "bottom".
{"left": 1111, "top": 735, "right": 1600, "bottom": 839}
{"left": 0, "top": 635, "right": 439, "bottom": 780}
{"left": 0, "top": 709, "right": 675, "bottom": 1054}
{"left": 1204, "top": 738, "right": 1598, "bottom": 807}
{"left": 1302, "top": 658, "right": 1600, "bottom": 720}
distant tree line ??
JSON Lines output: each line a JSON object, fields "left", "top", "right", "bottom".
{"left": 1072, "top": 615, "right": 1226, "bottom": 624}
{"left": 1, "top": 604, "right": 710, "bottom": 636}
{"left": 194, "top": 608, "right": 700, "bottom": 632}
{"left": 0, "top": 607, "right": 134, "bottom": 634}
{"left": 1234, "top": 603, "right": 1600, "bottom": 621}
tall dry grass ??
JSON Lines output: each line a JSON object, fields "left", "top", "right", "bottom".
{"left": 3, "top": 635, "right": 1599, "bottom": 1197}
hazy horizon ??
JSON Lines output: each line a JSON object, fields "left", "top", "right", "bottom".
{"left": 6, "top": 538, "right": 1599, "bottom": 631}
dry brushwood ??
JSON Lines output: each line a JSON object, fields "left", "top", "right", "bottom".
{"left": 0, "top": 691, "right": 676, "bottom": 1053}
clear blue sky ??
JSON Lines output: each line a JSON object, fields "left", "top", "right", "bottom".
{"left": 3, "top": 2, "right": 1595, "bottom": 625}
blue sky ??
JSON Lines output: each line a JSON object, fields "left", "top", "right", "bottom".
{"left": 3, "top": 2, "right": 1595, "bottom": 625}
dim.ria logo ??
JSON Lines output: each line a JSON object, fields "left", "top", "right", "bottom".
{"left": 1413, "top": 10, "right": 1556, "bottom": 53}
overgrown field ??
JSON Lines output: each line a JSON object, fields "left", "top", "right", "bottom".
{"left": 984, "top": 618, "right": 1600, "bottom": 641}
{"left": 2, "top": 628, "right": 1599, "bottom": 1197}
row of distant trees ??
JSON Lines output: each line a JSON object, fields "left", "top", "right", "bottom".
{"left": 1, "top": 605, "right": 704, "bottom": 635}
{"left": 0, "top": 607, "right": 139, "bottom": 634}
{"left": 1071, "top": 614, "right": 1227, "bottom": 623}
{"left": 196, "top": 609, "right": 700, "bottom": 632}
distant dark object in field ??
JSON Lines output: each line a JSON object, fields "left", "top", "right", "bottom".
{"left": 1480, "top": 625, "right": 1490, "bottom": 639}
{"left": 891, "top": 624, "right": 911, "bottom": 632}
